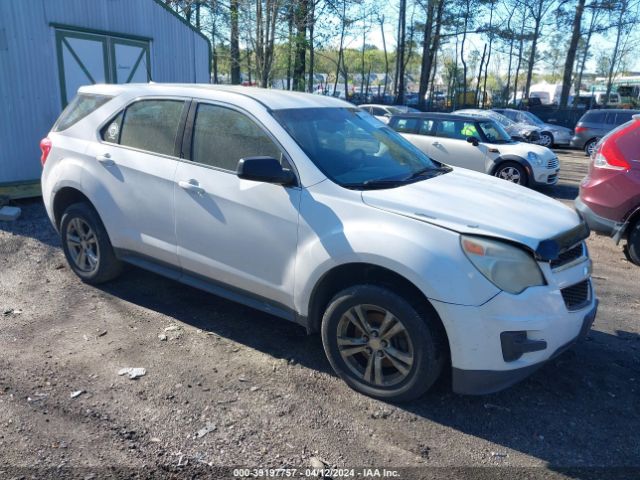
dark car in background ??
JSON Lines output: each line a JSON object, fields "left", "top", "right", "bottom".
{"left": 494, "top": 108, "right": 573, "bottom": 148}
{"left": 570, "top": 109, "right": 640, "bottom": 156}
{"left": 576, "top": 115, "right": 640, "bottom": 265}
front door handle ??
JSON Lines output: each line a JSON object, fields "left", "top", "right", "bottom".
{"left": 178, "top": 180, "right": 205, "bottom": 196}
{"left": 432, "top": 141, "right": 441, "bottom": 147}
{"left": 96, "top": 153, "right": 115, "bottom": 167}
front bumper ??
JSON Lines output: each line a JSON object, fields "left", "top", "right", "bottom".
{"left": 451, "top": 301, "right": 597, "bottom": 394}
{"left": 531, "top": 167, "right": 560, "bottom": 186}
{"left": 431, "top": 262, "right": 597, "bottom": 395}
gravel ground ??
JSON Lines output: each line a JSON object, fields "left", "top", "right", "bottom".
{"left": 1, "top": 149, "right": 639, "bottom": 480}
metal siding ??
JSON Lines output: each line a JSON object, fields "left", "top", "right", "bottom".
{"left": 0, "top": 0, "right": 209, "bottom": 184}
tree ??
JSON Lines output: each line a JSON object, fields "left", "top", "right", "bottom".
{"left": 559, "top": 0, "right": 586, "bottom": 106}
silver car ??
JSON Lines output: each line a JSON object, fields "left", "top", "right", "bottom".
{"left": 494, "top": 108, "right": 573, "bottom": 148}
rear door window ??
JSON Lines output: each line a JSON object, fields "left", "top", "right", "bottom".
{"left": 614, "top": 112, "right": 634, "bottom": 125}
{"left": 53, "top": 93, "right": 112, "bottom": 131}
{"left": 434, "top": 120, "right": 477, "bottom": 140}
{"left": 115, "top": 100, "right": 186, "bottom": 156}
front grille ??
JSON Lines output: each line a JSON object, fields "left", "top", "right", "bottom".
{"left": 547, "top": 173, "right": 558, "bottom": 184}
{"left": 561, "top": 280, "right": 591, "bottom": 311}
{"left": 547, "top": 157, "right": 559, "bottom": 169}
{"left": 550, "top": 243, "right": 585, "bottom": 269}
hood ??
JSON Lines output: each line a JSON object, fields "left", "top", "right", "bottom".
{"left": 361, "top": 168, "right": 582, "bottom": 253}
{"left": 513, "top": 122, "right": 540, "bottom": 133}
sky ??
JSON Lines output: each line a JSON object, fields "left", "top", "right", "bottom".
{"left": 337, "top": 1, "right": 640, "bottom": 77}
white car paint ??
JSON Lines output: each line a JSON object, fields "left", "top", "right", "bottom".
{"left": 41, "top": 84, "right": 595, "bottom": 395}
{"left": 399, "top": 122, "right": 560, "bottom": 186}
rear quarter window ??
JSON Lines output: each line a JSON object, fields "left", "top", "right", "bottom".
{"left": 582, "top": 111, "right": 606, "bottom": 124}
{"left": 393, "top": 118, "right": 420, "bottom": 134}
{"left": 52, "top": 93, "right": 112, "bottom": 132}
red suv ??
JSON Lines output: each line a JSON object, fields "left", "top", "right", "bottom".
{"left": 575, "top": 115, "right": 640, "bottom": 265}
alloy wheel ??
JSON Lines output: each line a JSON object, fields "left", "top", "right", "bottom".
{"left": 497, "top": 166, "right": 522, "bottom": 184}
{"left": 336, "top": 304, "right": 414, "bottom": 387}
{"left": 539, "top": 133, "right": 553, "bottom": 147}
{"left": 66, "top": 217, "right": 100, "bottom": 274}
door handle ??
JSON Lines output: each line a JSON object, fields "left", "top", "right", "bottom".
{"left": 96, "top": 153, "right": 115, "bottom": 167}
{"left": 178, "top": 180, "right": 205, "bottom": 196}
{"left": 432, "top": 141, "right": 441, "bottom": 147}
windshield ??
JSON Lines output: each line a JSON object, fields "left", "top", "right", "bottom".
{"left": 521, "top": 111, "right": 544, "bottom": 126}
{"left": 477, "top": 120, "right": 514, "bottom": 144}
{"left": 272, "top": 108, "right": 449, "bottom": 189}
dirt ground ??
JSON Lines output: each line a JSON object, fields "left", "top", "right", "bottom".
{"left": 1, "top": 149, "right": 639, "bottom": 480}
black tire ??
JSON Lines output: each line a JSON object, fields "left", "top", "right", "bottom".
{"left": 60, "top": 202, "right": 123, "bottom": 284}
{"left": 321, "top": 285, "right": 445, "bottom": 402}
{"left": 584, "top": 139, "right": 597, "bottom": 156}
{"left": 624, "top": 220, "right": 640, "bottom": 266}
{"left": 494, "top": 161, "right": 528, "bottom": 186}
{"left": 539, "top": 132, "right": 554, "bottom": 148}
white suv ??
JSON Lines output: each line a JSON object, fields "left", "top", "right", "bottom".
{"left": 41, "top": 84, "right": 597, "bottom": 401}
{"left": 389, "top": 112, "right": 560, "bottom": 187}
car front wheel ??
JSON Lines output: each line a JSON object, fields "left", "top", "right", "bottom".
{"left": 321, "top": 285, "right": 445, "bottom": 402}
{"left": 60, "top": 202, "right": 123, "bottom": 284}
{"left": 494, "top": 162, "right": 528, "bottom": 186}
{"left": 539, "top": 132, "right": 554, "bottom": 147}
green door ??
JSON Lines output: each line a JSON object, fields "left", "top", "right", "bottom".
{"left": 55, "top": 28, "right": 151, "bottom": 107}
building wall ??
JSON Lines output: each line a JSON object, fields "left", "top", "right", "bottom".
{"left": 0, "top": 0, "right": 210, "bottom": 185}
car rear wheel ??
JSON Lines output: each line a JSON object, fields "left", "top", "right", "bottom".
{"left": 321, "top": 285, "right": 445, "bottom": 402}
{"left": 584, "top": 139, "right": 597, "bottom": 156}
{"left": 625, "top": 220, "right": 640, "bottom": 266}
{"left": 60, "top": 202, "right": 123, "bottom": 284}
{"left": 539, "top": 132, "right": 554, "bottom": 147}
{"left": 494, "top": 162, "right": 528, "bottom": 186}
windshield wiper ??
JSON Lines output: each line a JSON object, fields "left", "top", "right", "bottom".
{"left": 342, "top": 178, "right": 408, "bottom": 190}
{"left": 405, "top": 165, "right": 452, "bottom": 180}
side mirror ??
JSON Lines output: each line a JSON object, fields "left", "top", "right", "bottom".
{"left": 237, "top": 157, "right": 296, "bottom": 186}
{"left": 466, "top": 136, "right": 479, "bottom": 147}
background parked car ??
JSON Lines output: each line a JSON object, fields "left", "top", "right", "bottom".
{"left": 389, "top": 112, "right": 560, "bottom": 188}
{"left": 493, "top": 108, "right": 572, "bottom": 148}
{"left": 570, "top": 109, "right": 640, "bottom": 156}
{"left": 575, "top": 115, "right": 640, "bottom": 265}
{"left": 359, "top": 104, "right": 419, "bottom": 124}
{"left": 454, "top": 109, "right": 542, "bottom": 144}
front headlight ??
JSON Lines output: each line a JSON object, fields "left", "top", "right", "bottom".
{"left": 461, "top": 235, "right": 545, "bottom": 294}
{"left": 528, "top": 151, "right": 542, "bottom": 165}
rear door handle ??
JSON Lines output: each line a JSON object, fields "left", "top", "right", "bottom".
{"left": 96, "top": 154, "right": 115, "bottom": 167}
{"left": 178, "top": 180, "right": 205, "bottom": 196}
{"left": 432, "top": 141, "right": 441, "bottom": 147}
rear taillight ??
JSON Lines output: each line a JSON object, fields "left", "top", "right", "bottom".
{"left": 574, "top": 126, "right": 587, "bottom": 133}
{"left": 40, "top": 138, "right": 52, "bottom": 166}
{"left": 593, "top": 122, "right": 636, "bottom": 171}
